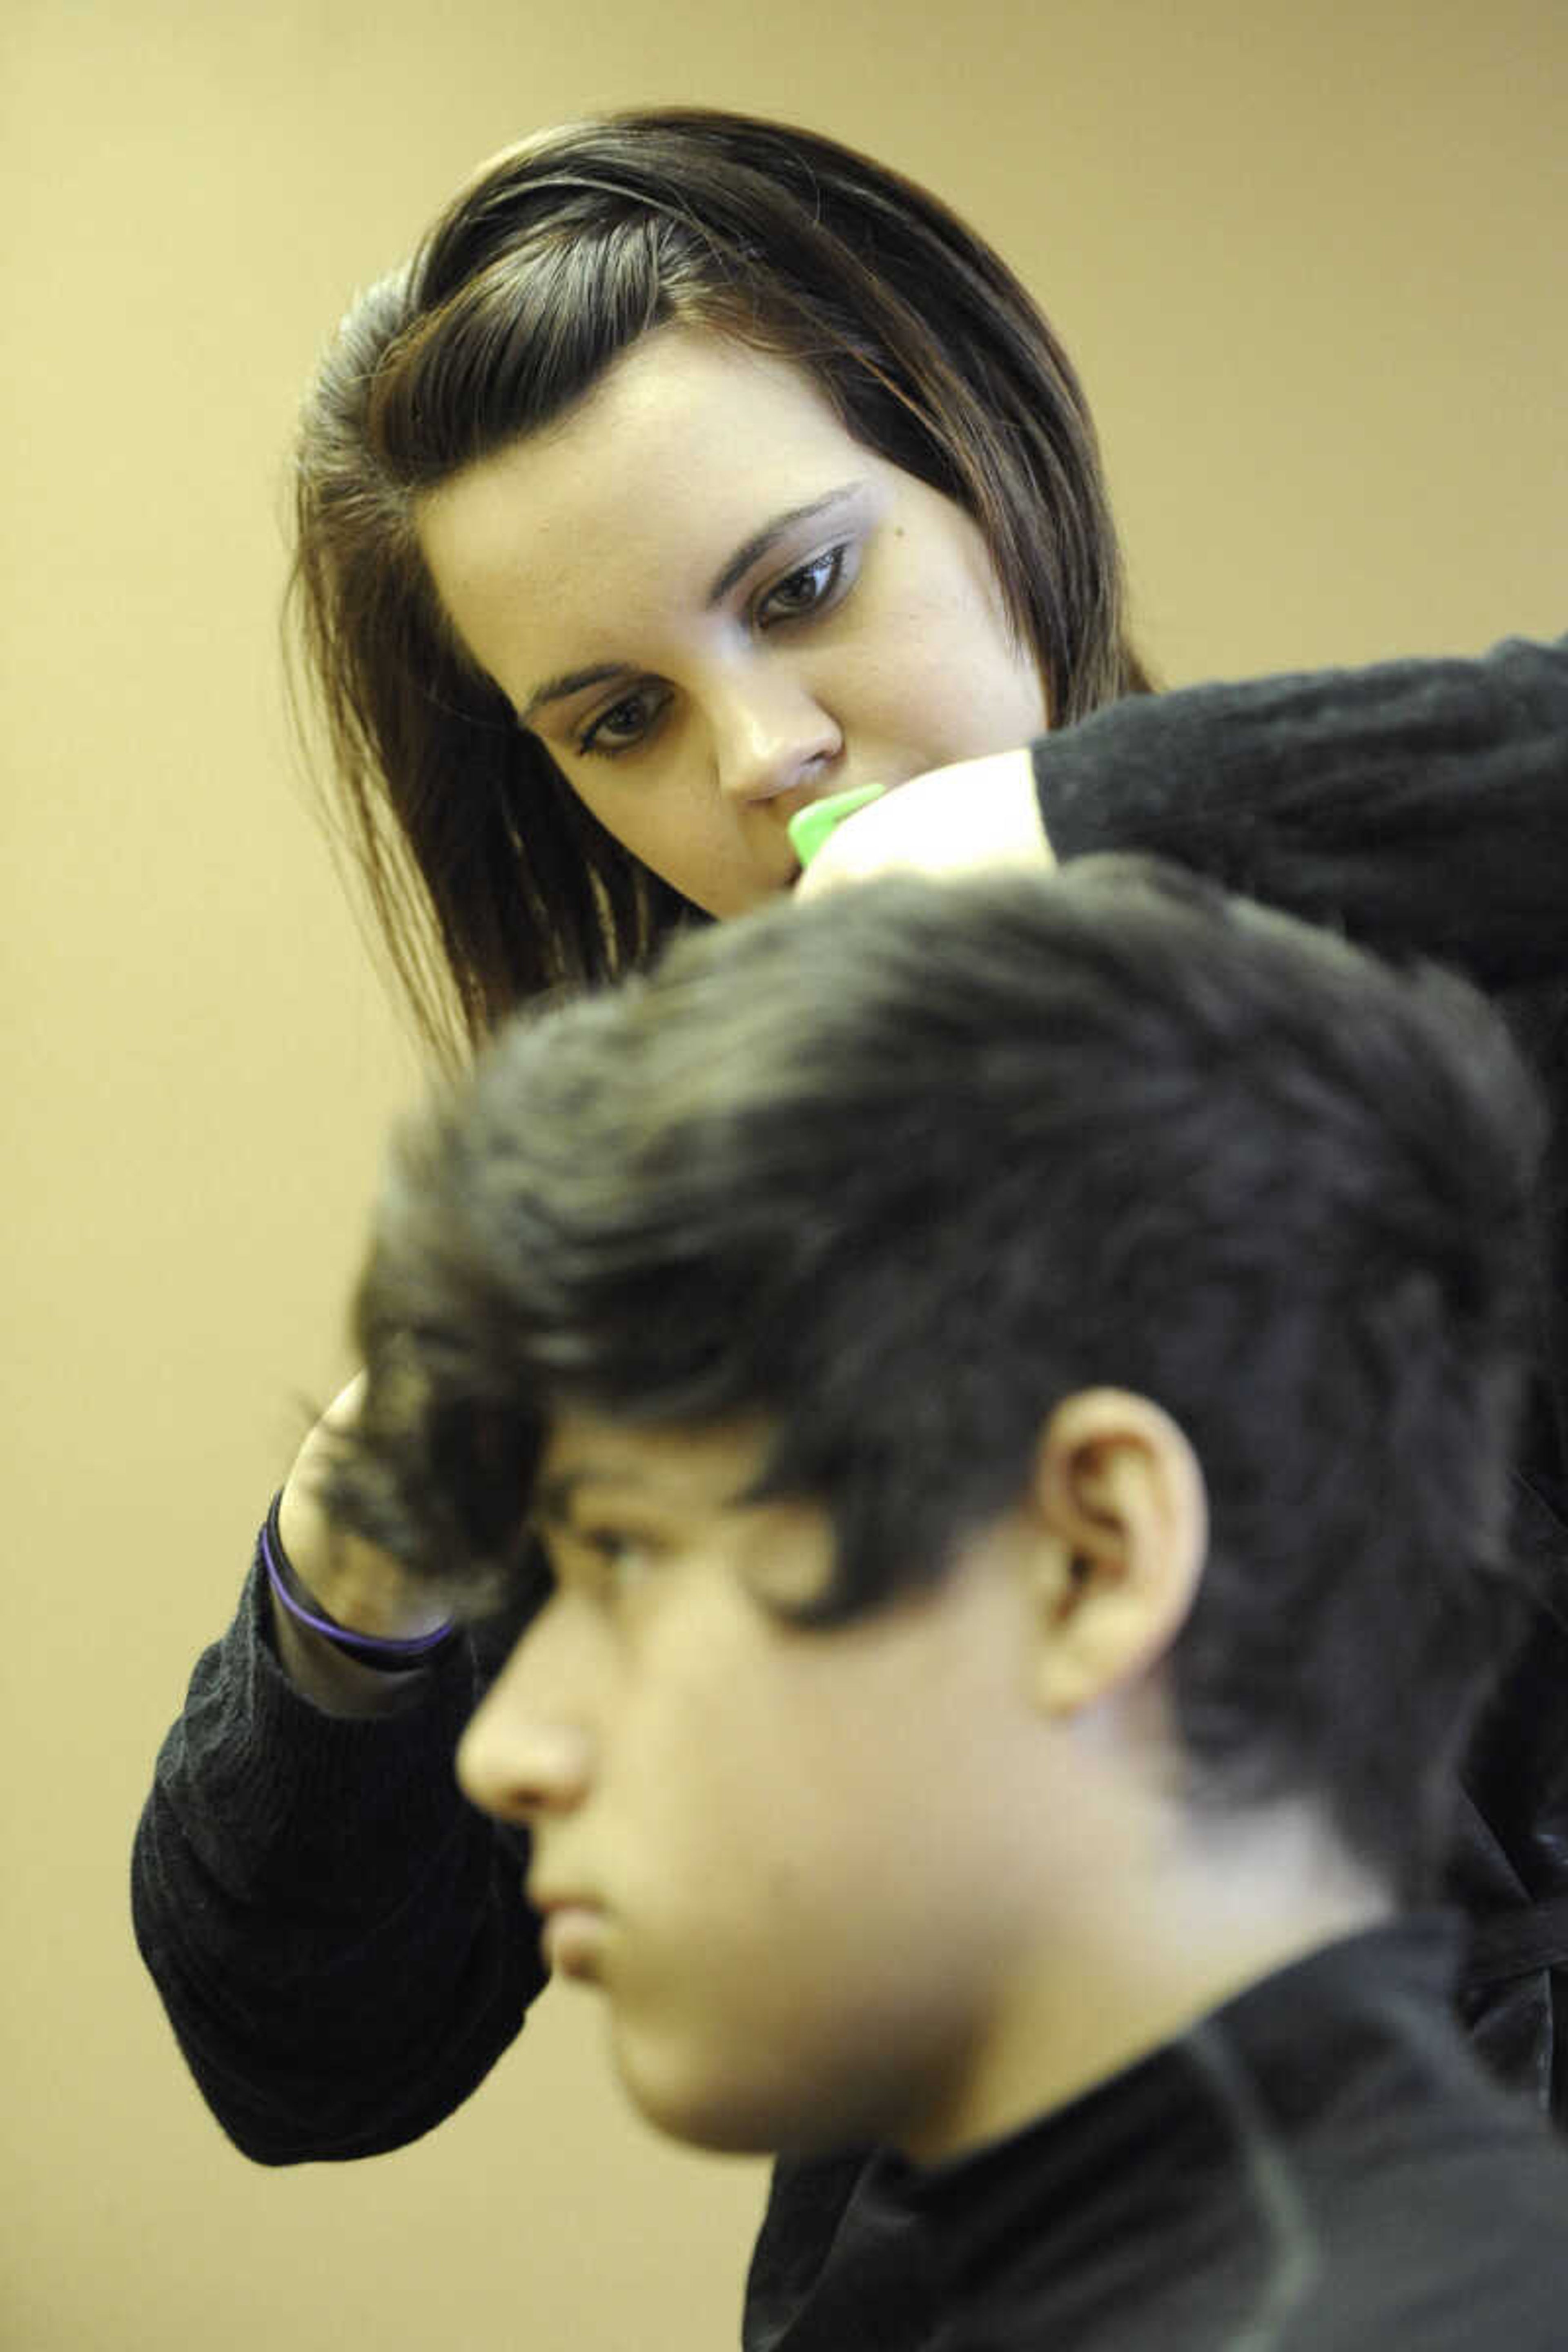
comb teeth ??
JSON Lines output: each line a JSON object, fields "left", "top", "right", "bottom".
{"left": 787, "top": 784, "right": 889, "bottom": 869}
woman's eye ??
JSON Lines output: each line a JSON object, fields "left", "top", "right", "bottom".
{"left": 570, "top": 546, "right": 853, "bottom": 757}
{"left": 757, "top": 543, "right": 849, "bottom": 627}
{"left": 577, "top": 687, "right": 666, "bottom": 759}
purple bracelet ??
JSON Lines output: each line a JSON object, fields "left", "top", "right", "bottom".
{"left": 262, "top": 1495, "right": 458, "bottom": 1672}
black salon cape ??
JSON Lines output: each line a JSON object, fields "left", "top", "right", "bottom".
{"left": 134, "top": 633, "right": 1568, "bottom": 2332}
{"left": 744, "top": 1921, "right": 1568, "bottom": 2349}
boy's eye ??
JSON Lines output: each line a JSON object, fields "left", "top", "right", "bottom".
{"left": 549, "top": 1526, "right": 661, "bottom": 1605}
{"left": 757, "top": 543, "right": 849, "bottom": 626}
{"left": 588, "top": 1529, "right": 651, "bottom": 1581}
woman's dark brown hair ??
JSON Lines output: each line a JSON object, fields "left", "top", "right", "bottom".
{"left": 289, "top": 106, "right": 1152, "bottom": 1059}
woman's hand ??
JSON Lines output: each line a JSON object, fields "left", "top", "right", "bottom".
{"left": 793, "top": 747, "right": 1055, "bottom": 899}
{"left": 273, "top": 1373, "right": 455, "bottom": 1714}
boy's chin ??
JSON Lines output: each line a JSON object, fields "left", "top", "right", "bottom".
{"left": 610, "top": 2024, "right": 887, "bottom": 2160}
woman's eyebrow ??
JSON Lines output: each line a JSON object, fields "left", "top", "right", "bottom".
{"left": 702, "top": 482, "right": 867, "bottom": 608}
{"left": 518, "top": 660, "right": 636, "bottom": 729}
{"left": 517, "top": 483, "right": 868, "bottom": 728}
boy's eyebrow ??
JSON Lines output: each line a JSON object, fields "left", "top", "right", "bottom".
{"left": 516, "top": 483, "right": 867, "bottom": 728}
{"left": 531, "top": 1464, "right": 654, "bottom": 1525}
{"left": 531, "top": 1460, "right": 764, "bottom": 1528}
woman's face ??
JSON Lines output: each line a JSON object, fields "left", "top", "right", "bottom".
{"left": 415, "top": 326, "right": 1050, "bottom": 917}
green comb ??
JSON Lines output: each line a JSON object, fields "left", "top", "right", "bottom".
{"left": 787, "top": 784, "right": 889, "bottom": 870}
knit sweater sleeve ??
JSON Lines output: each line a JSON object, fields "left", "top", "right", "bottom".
{"left": 1031, "top": 633, "right": 1568, "bottom": 988}
{"left": 1031, "top": 623, "right": 1568, "bottom": 1514}
{"left": 131, "top": 1531, "right": 547, "bottom": 2164}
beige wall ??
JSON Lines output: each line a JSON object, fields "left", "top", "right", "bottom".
{"left": 4, "top": 2, "right": 1564, "bottom": 2344}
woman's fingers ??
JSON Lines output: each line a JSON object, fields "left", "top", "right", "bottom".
{"left": 793, "top": 747, "right": 1054, "bottom": 899}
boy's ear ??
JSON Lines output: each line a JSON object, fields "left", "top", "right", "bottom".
{"left": 1020, "top": 1389, "right": 1208, "bottom": 1717}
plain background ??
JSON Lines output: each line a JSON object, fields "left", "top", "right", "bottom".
{"left": 4, "top": 2, "right": 1564, "bottom": 2345}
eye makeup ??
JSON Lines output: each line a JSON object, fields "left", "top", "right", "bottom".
{"left": 568, "top": 528, "right": 865, "bottom": 762}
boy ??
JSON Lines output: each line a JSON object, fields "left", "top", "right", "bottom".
{"left": 332, "top": 860, "right": 1568, "bottom": 2347}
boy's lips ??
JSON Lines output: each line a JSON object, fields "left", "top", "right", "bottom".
{"left": 537, "top": 1902, "right": 608, "bottom": 1980}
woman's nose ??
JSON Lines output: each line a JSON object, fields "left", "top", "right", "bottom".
{"left": 712, "top": 678, "right": 842, "bottom": 806}
{"left": 455, "top": 1643, "right": 597, "bottom": 1826}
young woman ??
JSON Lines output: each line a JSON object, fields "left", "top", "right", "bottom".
{"left": 134, "top": 102, "right": 1567, "bottom": 2332}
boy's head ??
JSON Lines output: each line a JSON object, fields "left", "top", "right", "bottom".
{"left": 334, "top": 861, "right": 1542, "bottom": 2158}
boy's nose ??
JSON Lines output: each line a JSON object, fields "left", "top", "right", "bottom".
{"left": 456, "top": 1676, "right": 596, "bottom": 1826}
